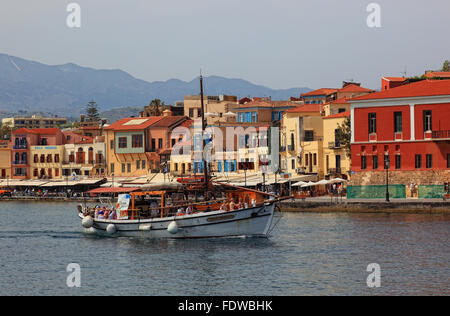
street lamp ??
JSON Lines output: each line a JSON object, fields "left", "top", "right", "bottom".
{"left": 385, "top": 158, "right": 390, "bottom": 202}
{"left": 111, "top": 173, "right": 114, "bottom": 188}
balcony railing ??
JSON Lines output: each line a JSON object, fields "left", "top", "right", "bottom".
{"left": 13, "top": 160, "right": 28, "bottom": 165}
{"left": 288, "top": 145, "right": 295, "bottom": 151}
{"left": 328, "top": 141, "right": 341, "bottom": 149}
{"left": 328, "top": 168, "right": 342, "bottom": 174}
{"left": 432, "top": 130, "right": 450, "bottom": 139}
{"left": 13, "top": 145, "right": 27, "bottom": 150}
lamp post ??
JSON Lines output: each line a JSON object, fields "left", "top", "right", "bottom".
{"left": 385, "top": 158, "right": 390, "bottom": 202}
{"left": 111, "top": 173, "right": 114, "bottom": 189}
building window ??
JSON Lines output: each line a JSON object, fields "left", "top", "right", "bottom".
{"left": 394, "top": 112, "right": 402, "bottom": 133}
{"left": 313, "top": 153, "right": 317, "bottom": 166}
{"left": 118, "top": 137, "right": 127, "bottom": 148}
{"left": 395, "top": 155, "right": 401, "bottom": 169}
{"left": 132, "top": 135, "right": 143, "bottom": 148}
{"left": 189, "top": 108, "right": 194, "bottom": 117}
{"left": 304, "top": 131, "right": 314, "bottom": 142}
{"left": 110, "top": 163, "right": 115, "bottom": 173}
{"left": 305, "top": 154, "right": 309, "bottom": 166}
{"left": 369, "top": 113, "right": 377, "bottom": 134}
{"left": 142, "top": 160, "right": 146, "bottom": 170}
{"left": 127, "top": 163, "right": 131, "bottom": 173}
{"left": 423, "top": 110, "right": 432, "bottom": 132}
{"left": 110, "top": 140, "right": 114, "bottom": 150}
{"left": 361, "top": 156, "right": 367, "bottom": 170}
{"left": 158, "top": 138, "right": 163, "bottom": 149}
{"left": 372, "top": 155, "right": 378, "bottom": 169}
{"left": 55, "top": 154, "right": 60, "bottom": 163}
{"left": 34, "top": 154, "right": 38, "bottom": 163}
{"left": 291, "top": 159, "right": 295, "bottom": 170}
{"left": 136, "top": 160, "right": 140, "bottom": 170}
{"left": 122, "top": 163, "right": 125, "bottom": 173}
{"left": 426, "top": 154, "right": 432, "bottom": 169}
{"left": 415, "top": 154, "right": 422, "bottom": 169}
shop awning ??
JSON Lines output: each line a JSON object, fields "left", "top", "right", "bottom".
{"left": 88, "top": 187, "right": 141, "bottom": 194}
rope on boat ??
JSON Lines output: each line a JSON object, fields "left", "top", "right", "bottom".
{"left": 267, "top": 203, "right": 283, "bottom": 237}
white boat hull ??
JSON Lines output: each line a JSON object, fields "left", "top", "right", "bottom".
{"left": 79, "top": 203, "right": 276, "bottom": 238}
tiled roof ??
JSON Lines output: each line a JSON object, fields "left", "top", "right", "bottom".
{"left": 286, "top": 104, "right": 321, "bottom": 113}
{"left": 236, "top": 101, "right": 274, "bottom": 109}
{"left": 149, "top": 116, "right": 188, "bottom": 128}
{"left": 351, "top": 79, "right": 450, "bottom": 101}
{"left": 12, "top": 128, "right": 61, "bottom": 135}
{"left": 424, "top": 72, "right": 450, "bottom": 78}
{"left": 338, "top": 84, "right": 374, "bottom": 93}
{"left": 329, "top": 97, "right": 350, "bottom": 104}
{"left": 104, "top": 117, "right": 163, "bottom": 131}
{"left": 301, "top": 88, "right": 337, "bottom": 97}
{"left": 323, "top": 111, "right": 350, "bottom": 119}
{"left": 382, "top": 77, "right": 407, "bottom": 82}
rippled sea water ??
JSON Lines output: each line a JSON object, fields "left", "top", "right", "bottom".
{"left": 0, "top": 201, "right": 449, "bottom": 296}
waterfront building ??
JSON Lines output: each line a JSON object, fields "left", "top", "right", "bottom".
{"left": 349, "top": 79, "right": 450, "bottom": 198}
{"left": 280, "top": 104, "right": 323, "bottom": 179}
{"left": 10, "top": 128, "right": 64, "bottom": 179}
{"left": 0, "top": 140, "right": 11, "bottom": 179}
{"left": 322, "top": 111, "right": 351, "bottom": 180}
{"left": 104, "top": 114, "right": 190, "bottom": 177}
{"left": 2, "top": 115, "right": 67, "bottom": 129}
{"left": 62, "top": 132, "right": 106, "bottom": 178}
{"left": 29, "top": 144, "right": 65, "bottom": 180}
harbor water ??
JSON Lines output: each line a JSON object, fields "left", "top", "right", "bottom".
{"left": 0, "top": 201, "right": 449, "bottom": 295}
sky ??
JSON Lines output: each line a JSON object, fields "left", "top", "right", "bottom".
{"left": 1, "top": 0, "right": 450, "bottom": 90}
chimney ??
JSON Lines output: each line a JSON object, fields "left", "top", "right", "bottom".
{"left": 163, "top": 109, "right": 173, "bottom": 117}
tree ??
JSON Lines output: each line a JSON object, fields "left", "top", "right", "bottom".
{"left": 147, "top": 99, "right": 166, "bottom": 116}
{"left": 335, "top": 116, "right": 351, "bottom": 158}
{"left": 0, "top": 122, "right": 14, "bottom": 140}
{"left": 86, "top": 101, "right": 100, "bottom": 122}
{"left": 442, "top": 60, "right": 450, "bottom": 72}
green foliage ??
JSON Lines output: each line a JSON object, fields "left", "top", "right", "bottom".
{"left": 0, "top": 122, "right": 14, "bottom": 140}
{"left": 86, "top": 101, "right": 100, "bottom": 122}
{"left": 335, "top": 116, "right": 351, "bottom": 158}
{"left": 146, "top": 99, "right": 167, "bottom": 116}
{"left": 442, "top": 60, "right": 450, "bottom": 72}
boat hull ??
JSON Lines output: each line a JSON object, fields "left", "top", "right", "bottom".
{"left": 79, "top": 203, "right": 276, "bottom": 238}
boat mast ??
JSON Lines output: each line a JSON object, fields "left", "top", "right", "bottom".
{"left": 199, "top": 75, "right": 209, "bottom": 194}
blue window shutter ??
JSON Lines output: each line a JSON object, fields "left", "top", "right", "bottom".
{"left": 218, "top": 161, "right": 222, "bottom": 172}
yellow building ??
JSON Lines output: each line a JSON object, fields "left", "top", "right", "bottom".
{"left": 280, "top": 104, "right": 323, "bottom": 178}
{"left": 322, "top": 111, "right": 351, "bottom": 179}
{"left": 29, "top": 145, "right": 65, "bottom": 179}
{"left": 184, "top": 95, "right": 238, "bottom": 125}
{"left": 0, "top": 141, "right": 11, "bottom": 179}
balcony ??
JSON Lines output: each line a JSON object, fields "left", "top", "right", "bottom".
{"left": 288, "top": 145, "right": 295, "bottom": 152}
{"left": 432, "top": 130, "right": 450, "bottom": 139}
{"left": 13, "top": 145, "right": 28, "bottom": 150}
{"left": 13, "top": 160, "right": 28, "bottom": 165}
{"left": 328, "top": 141, "right": 341, "bottom": 149}
{"left": 280, "top": 146, "right": 286, "bottom": 152}
{"left": 328, "top": 168, "right": 342, "bottom": 175}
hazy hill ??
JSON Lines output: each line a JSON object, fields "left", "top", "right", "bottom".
{"left": 0, "top": 53, "right": 311, "bottom": 117}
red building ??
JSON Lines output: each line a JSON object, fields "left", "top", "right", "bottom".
{"left": 349, "top": 80, "right": 450, "bottom": 197}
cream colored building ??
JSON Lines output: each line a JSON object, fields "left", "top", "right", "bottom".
{"left": 184, "top": 95, "right": 238, "bottom": 125}
{"left": 280, "top": 104, "right": 323, "bottom": 178}
{"left": 322, "top": 112, "right": 351, "bottom": 179}
{"left": 29, "top": 145, "right": 65, "bottom": 179}
{"left": 0, "top": 141, "right": 11, "bottom": 179}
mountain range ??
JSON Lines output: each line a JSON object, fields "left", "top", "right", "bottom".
{"left": 0, "top": 53, "right": 311, "bottom": 120}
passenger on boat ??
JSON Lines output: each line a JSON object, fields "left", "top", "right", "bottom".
{"left": 97, "top": 211, "right": 106, "bottom": 220}
{"left": 237, "top": 198, "right": 243, "bottom": 209}
{"left": 229, "top": 199, "right": 236, "bottom": 211}
{"left": 176, "top": 207, "right": 184, "bottom": 216}
{"left": 185, "top": 205, "right": 192, "bottom": 215}
{"left": 108, "top": 209, "right": 116, "bottom": 220}
{"left": 251, "top": 198, "right": 257, "bottom": 207}
{"left": 220, "top": 201, "right": 228, "bottom": 212}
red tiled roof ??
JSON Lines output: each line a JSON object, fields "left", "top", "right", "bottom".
{"left": 424, "top": 72, "right": 450, "bottom": 78}
{"left": 351, "top": 79, "right": 450, "bottom": 101}
{"left": 105, "top": 117, "right": 163, "bottom": 131}
{"left": 382, "top": 77, "right": 407, "bottom": 82}
{"left": 301, "top": 88, "right": 337, "bottom": 97}
{"left": 329, "top": 97, "right": 350, "bottom": 104}
{"left": 236, "top": 101, "right": 274, "bottom": 109}
{"left": 338, "top": 84, "right": 374, "bottom": 93}
{"left": 12, "top": 128, "right": 61, "bottom": 135}
{"left": 150, "top": 116, "right": 187, "bottom": 128}
{"left": 323, "top": 111, "right": 350, "bottom": 119}
{"left": 286, "top": 104, "right": 321, "bottom": 113}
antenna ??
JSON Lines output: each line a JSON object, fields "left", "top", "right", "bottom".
{"left": 401, "top": 66, "right": 407, "bottom": 77}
